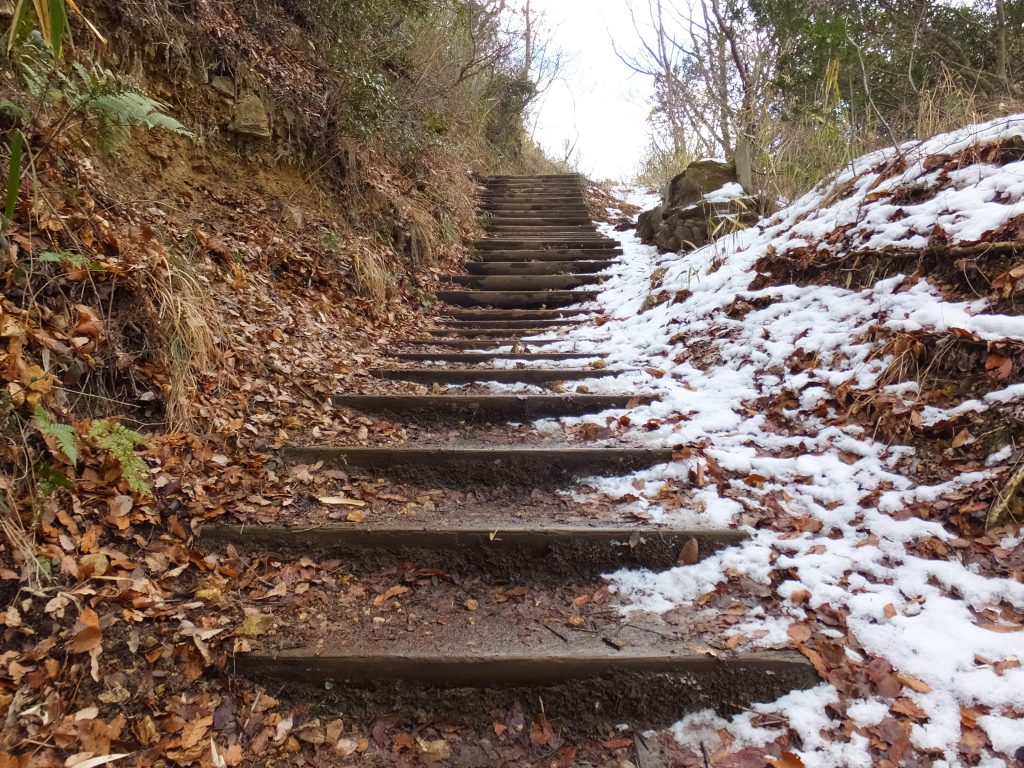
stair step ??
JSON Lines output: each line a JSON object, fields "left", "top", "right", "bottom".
{"left": 281, "top": 446, "right": 673, "bottom": 485}
{"left": 369, "top": 367, "right": 621, "bottom": 384}
{"left": 485, "top": 216, "right": 593, "bottom": 225}
{"left": 474, "top": 249, "right": 623, "bottom": 261}
{"left": 331, "top": 393, "right": 652, "bottom": 419}
{"left": 234, "top": 646, "right": 815, "bottom": 728}
{"left": 485, "top": 223, "right": 596, "bottom": 230}
{"left": 466, "top": 260, "right": 616, "bottom": 275}
{"left": 477, "top": 240, "right": 614, "bottom": 252}
{"left": 199, "top": 524, "right": 746, "bottom": 575}
{"left": 441, "top": 319, "right": 584, "bottom": 330}
{"left": 448, "top": 274, "right": 604, "bottom": 290}
{"left": 438, "top": 289, "right": 599, "bottom": 308}
{"left": 476, "top": 240, "right": 616, "bottom": 251}
{"left": 424, "top": 327, "right": 560, "bottom": 337}
{"left": 403, "top": 338, "right": 562, "bottom": 348}
{"left": 390, "top": 351, "right": 598, "bottom": 363}
{"left": 484, "top": 208, "right": 591, "bottom": 217}
{"left": 443, "top": 308, "right": 593, "bottom": 320}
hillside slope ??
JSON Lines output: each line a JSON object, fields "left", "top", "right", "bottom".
{"left": 526, "top": 115, "right": 1024, "bottom": 766}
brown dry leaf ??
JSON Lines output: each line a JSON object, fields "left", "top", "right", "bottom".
{"left": 318, "top": 496, "right": 366, "bottom": 507}
{"left": 68, "top": 608, "right": 102, "bottom": 653}
{"left": 181, "top": 715, "right": 213, "bottom": 750}
{"left": 233, "top": 613, "right": 274, "bottom": 637}
{"left": 787, "top": 623, "right": 812, "bottom": 643}
{"left": 765, "top": 751, "right": 806, "bottom": 768}
{"left": 345, "top": 510, "right": 367, "bottom": 523}
{"left": 602, "top": 737, "right": 633, "bottom": 750}
{"left": 951, "top": 428, "right": 974, "bottom": 448}
{"left": 677, "top": 538, "right": 700, "bottom": 566}
{"left": 898, "top": 674, "right": 932, "bottom": 693}
{"left": 416, "top": 737, "right": 451, "bottom": 762}
{"left": 790, "top": 589, "right": 811, "bottom": 606}
{"left": 883, "top": 603, "right": 897, "bottom": 618}
{"left": 373, "top": 586, "right": 409, "bottom": 607}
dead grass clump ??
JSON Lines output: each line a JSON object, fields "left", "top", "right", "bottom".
{"left": 136, "top": 248, "right": 220, "bottom": 430}
{"left": 350, "top": 243, "right": 391, "bottom": 307}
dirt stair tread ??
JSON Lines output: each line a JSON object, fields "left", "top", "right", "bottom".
{"left": 331, "top": 393, "right": 649, "bottom": 419}
{"left": 369, "top": 367, "right": 623, "bottom": 384}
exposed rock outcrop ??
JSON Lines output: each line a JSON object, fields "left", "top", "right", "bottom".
{"left": 637, "top": 159, "right": 767, "bottom": 253}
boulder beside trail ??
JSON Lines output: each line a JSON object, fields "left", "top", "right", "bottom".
{"left": 637, "top": 160, "right": 767, "bottom": 253}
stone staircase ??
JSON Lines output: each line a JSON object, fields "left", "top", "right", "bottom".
{"left": 201, "top": 174, "right": 814, "bottom": 763}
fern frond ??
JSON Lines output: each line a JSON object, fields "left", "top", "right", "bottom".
{"left": 32, "top": 403, "right": 78, "bottom": 465}
{"left": 87, "top": 90, "right": 192, "bottom": 136}
{"left": 89, "top": 419, "right": 151, "bottom": 495}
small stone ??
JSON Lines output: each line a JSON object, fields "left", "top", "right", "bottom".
{"left": 98, "top": 683, "right": 131, "bottom": 704}
{"left": 209, "top": 75, "right": 236, "bottom": 98}
{"left": 228, "top": 94, "right": 271, "bottom": 138}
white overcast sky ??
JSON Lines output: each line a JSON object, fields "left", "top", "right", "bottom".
{"left": 525, "top": 0, "right": 655, "bottom": 181}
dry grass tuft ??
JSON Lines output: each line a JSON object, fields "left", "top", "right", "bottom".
{"left": 134, "top": 248, "right": 220, "bottom": 430}
{"left": 350, "top": 243, "right": 391, "bottom": 307}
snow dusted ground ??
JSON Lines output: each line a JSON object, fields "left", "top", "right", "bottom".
{"left": 529, "top": 119, "right": 1024, "bottom": 765}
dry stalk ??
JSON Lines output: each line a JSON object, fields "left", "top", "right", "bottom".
{"left": 987, "top": 458, "right": 1024, "bottom": 530}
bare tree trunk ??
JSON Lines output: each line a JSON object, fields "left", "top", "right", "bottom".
{"left": 995, "top": 0, "right": 1009, "bottom": 87}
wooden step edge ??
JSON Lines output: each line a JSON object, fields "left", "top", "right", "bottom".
{"left": 440, "top": 319, "right": 590, "bottom": 328}
{"left": 330, "top": 393, "right": 653, "bottom": 418}
{"left": 441, "top": 308, "right": 595, "bottom": 318}
{"left": 198, "top": 525, "right": 748, "bottom": 562}
{"left": 281, "top": 445, "right": 674, "bottom": 470}
{"left": 233, "top": 648, "right": 814, "bottom": 688}
{"left": 388, "top": 352, "right": 601, "bottom": 362}
{"left": 368, "top": 368, "right": 625, "bottom": 383}
{"left": 403, "top": 338, "right": 563, "bottom": 347}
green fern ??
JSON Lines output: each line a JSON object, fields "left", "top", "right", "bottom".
{"left": 32, "top": 404, "right": 79, "bottom": 465}
{"left": 89, "top": 419, "right": 151, "bottom": 495}
{"left": 38, "top": 250, "right": 103, "bottom": 270}
{"left": 69, "top": 64, "right": 192, "bottom": 138}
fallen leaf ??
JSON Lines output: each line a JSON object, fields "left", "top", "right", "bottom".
{"left": 64, "top": 756, "right": 130, "bottom": 768}
{"left": 181, "top": 715, "right": 214, "bottom": 750}
{"left": 898, "top": 674, "right": 932, "bottom": 693}
{"left": 233, "top": 613, "right": 274, "bottom": 637}
{"left": 318, "top": 496, "right": 366, "bottom": 507}
{"left": 373, "top": 586, "right": 410, "bottom": 607}
{"left": 677, "top": 537, "right": 700, "bottom": 565}
{"left": 765, "top": 751, "right": 806, "bottom": 768}
{"left": 787, "top": 623, "right": 812, "bottom": 643}
{"left": 602, "top": 737, "right": 633, "bottom": 749}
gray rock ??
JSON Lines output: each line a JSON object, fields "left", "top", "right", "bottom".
{"left": 228, "top": 94, "right": 271, "bottom": 138}
{"left": 636, "top": 160, "right": 766, "bottom": 253}
{"left": 210, "top": 75, "right": 236, "bottom": 98}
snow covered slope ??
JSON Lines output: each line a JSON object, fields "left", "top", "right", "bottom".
{"left": 556, "top": 116, "right": 1024, "bottom": 766}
